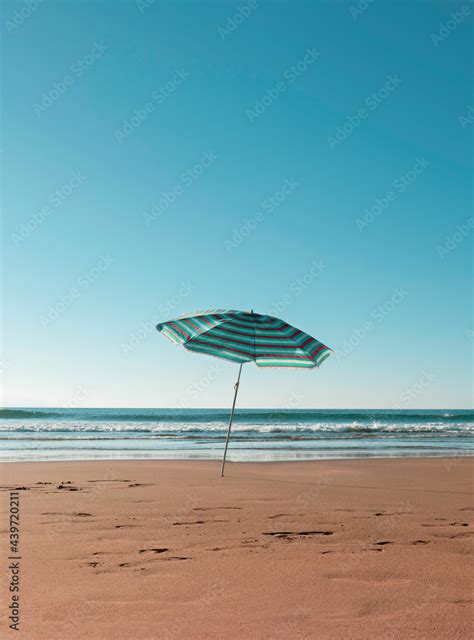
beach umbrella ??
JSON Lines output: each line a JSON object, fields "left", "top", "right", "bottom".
{"left": 156, "top": 309, "right": 332, "bottom": 476}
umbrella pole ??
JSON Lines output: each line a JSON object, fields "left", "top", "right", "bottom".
{"left": 220, "top": 363, "right": 243, "bottom": 477}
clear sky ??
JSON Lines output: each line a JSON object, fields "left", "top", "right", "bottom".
{"left": 2, "top": 0, "right": 472, "bottom": 409}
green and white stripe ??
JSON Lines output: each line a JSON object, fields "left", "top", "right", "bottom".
{"left": 157, "top": 309, "right": 332, "bottom": 369}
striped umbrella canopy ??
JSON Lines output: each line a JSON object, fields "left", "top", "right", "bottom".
{"left": 156, "top": 309, "right": 332, "bottom": 475}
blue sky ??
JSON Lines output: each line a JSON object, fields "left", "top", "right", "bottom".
{"left": 2, "top": 0, "right": 472, "bottom": 408}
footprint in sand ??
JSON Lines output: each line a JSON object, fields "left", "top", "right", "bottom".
{"left": 41, "top": 512, "right": 93, "bottom": 517}
{"left": 267, "top": 513, "right": 307, "bottom": 519}
{"left": 447, "top": 531, "right": 473, "bottom": 539}
{"left": 193, "top": 507, "right": 242, "bottom": 511}
{"left": 88, "top": 479, "right": 131, "bottom": 483}
{"left": 264, "top": 531, "right": 333, "bottom": 539}
{"left": 422, "top": 522, "right": 469, "bottom": 528}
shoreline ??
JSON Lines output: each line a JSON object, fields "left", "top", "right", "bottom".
{"left": 1, "top": 458, "right": 472, "bottom": 638}
{"left": 3, "top": 407, "right": 471, "bottom": 467}
{"left": 1, "top": 452, "right": 473, "bottom": 465}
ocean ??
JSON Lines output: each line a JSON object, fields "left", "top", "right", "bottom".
{"left": 0, "top": 408, "right": 473, "bottom": 463}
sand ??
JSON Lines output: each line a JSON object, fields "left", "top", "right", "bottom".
{"left": 0, "top": 457, "right": 473, "bottom": 639}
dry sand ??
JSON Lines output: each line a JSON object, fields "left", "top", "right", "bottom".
{"left": 1, "top": 458, "right": 473, "bottom": 639}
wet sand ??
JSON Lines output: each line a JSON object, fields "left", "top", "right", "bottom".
{"left": 0, "top": 458, "right": 472, "bottom": 639}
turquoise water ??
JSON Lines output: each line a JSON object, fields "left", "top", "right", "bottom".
{"left": 0, "top": 408, "right": 472, "bottom": 462}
